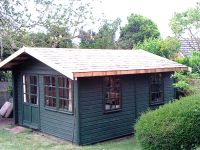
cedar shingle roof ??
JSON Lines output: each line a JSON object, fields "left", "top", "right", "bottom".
{"left": 0, "top": 47, "right": 188, "bottom": 79}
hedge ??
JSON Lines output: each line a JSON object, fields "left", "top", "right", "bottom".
{"left": 135, "top": 94, "right": 200, "bottom": 150}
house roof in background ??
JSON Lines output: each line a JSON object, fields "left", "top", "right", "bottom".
{"left": 180, "top": 38, "right": 199, "bottom": 56}
{"left": 0, "top": 47, "right": 188, "bottom": 79}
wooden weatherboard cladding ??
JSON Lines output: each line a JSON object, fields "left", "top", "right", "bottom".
{"left": 13, "top": 58, "right": 79, "bottom": 144}
{"left": 78, "top": 73, "right": 175, "bottom": 145}
{"left": 73, "top": 67, "right": 188, "bottom": 78}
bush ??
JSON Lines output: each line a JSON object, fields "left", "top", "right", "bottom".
{"left": 175, "top": 52, "right": 200, "bottom": 74}
{"left": 172, "top": 72, "right": 200, "bottom": 97}
{"left": 135, "top": 94, "right": 200, "bottom": 150}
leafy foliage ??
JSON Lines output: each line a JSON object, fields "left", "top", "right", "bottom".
{"left": 170, "top": 2, "right": 200, "bottom": 51}
{"left": 136, "top": 37, "right": 180, "bottom": 59}
{"left": 79, "top": 18, "right": 121, "bottom": 49}
{"left": 135, "top": 94, "right": 200, "bottom": 150}
{"left": 0, "top": 0, "right": 98, "bottom": 59}
{"left": 176, "top": 52, "right": 200, "bottom": 73}
{"left": 118, "top": 14, "right": 160, "bottom": 49}
{"left": 172, "top": 72, "right": 200, "bottom": 96}
{"left": 174, "top": 52, "right": 200, "bottom": 96}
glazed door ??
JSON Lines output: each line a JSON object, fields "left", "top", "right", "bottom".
{"left": 22, "top": 74, "right": 39, "bottom": 129}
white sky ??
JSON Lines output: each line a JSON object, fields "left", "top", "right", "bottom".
{"left": 93, "top": 0, "right": 199, "bottom": 38}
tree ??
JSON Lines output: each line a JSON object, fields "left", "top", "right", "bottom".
{"left": 118, "top": 14, "right": 160, "bottom": 49}
{"left": 170, "top": 2, "right": 200, "bottom": 51}
{"left": 80, "top": 18, "right": 121, "bottom": 49}
{"left": 136, "top": 37, "right": 180, "bottom": 59}
{"left": 0, "top": 0, "right": 97, "bottom": 59}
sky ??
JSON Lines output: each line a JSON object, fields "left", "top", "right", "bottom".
{"left": 93, "top": 0, "right": 199, "bottom": 38}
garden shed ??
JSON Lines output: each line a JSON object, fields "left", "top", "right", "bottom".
{"left": 0, "top": 47, "right": 188, "bottom": 145}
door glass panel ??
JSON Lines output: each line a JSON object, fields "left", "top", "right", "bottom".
{"left": 23, "top": 74, "right": 38, "bottom": 105}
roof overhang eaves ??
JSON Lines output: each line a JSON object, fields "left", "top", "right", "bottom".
{"left": 0, "top": 47, "right": 26, "bottom": 69}
{"left": 0, "top": 47, "right": 74, "bottom": 80}
{"left": 73, "top": 66, "right": 189, "bottom": 78}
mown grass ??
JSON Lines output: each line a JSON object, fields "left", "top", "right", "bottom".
{"left": 0, "top": 126, "right": 141, "bottom": 150}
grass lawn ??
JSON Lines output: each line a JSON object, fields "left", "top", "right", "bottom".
{"left": 0, "top": 126, "right": 141, "bottom": 150}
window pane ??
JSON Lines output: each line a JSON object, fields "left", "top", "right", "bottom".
{"left": 104, "top": 76, "right": 121, "bottom": 111}
{"left": 44, "top": 76, "right": 50, "bottom": 85}
{"left": 44, "top": 86, "right": 48, "bottom": 96}
{"left": 52, "top": 87, "right": 56, "bottom": 97}
{"left": 44, "top": 76, "right": 57, "bottom": 108}
{"left": 66, "top": 89, "right": 69, "bottom": 99}
{"left": 66, "top": 78, "right": 69, "bottom": 87}
{"left": 58, "top": 77, "right": 63, "bottom": 87}
{"left": 150, "top": 74, "right": 163, "bottom": 105}
{"left": 25, "top": 76, "right": 29, "bottom": 84}
{"left": 59, "top": 88, "right": 63, "bottom": 98}
{"left": 30, "top": 76, "right": 37, "bottom": 85}
{"left": 52, "top": 98, "right": 57, "bottom": 107}
{"left": 45, "top": 97, "right": 49, "bottom": 106}
{"left": 23, "top": 75, "right": 38, "bottom": 105}
{"left": 58, "top": 76, "right": 72, "bottom": 112}
{"left": 52, "top": 77, "right": 56, "bottom": 86}
{"left": 59, "top": 99, "right": 70, "bottom": 110}
{"left": 65, "top": 100, "right": 69, "bottom": 109}
{"left": 25, "top": 84, "right": 29, "bottom": 93}
{"left": 25, "top": 94, "right": 30, "bottom": 103}
{"left": 30, "top": 85, "right": 37, "bottom": 94}
{"left": 60, "top": 99, "right": 64, "bottom": 109}
{"left": 30, "top": 95, "right": 37, "bottom": 104}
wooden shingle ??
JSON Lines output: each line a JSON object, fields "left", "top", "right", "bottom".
{"left": 0, "top": 47, "right": 188, "bottom": 79}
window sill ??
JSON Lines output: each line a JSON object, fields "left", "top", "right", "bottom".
{"left": 59, "top": 109, "right": 73, "bottom": 115}
{"left": 150, "top": 102, "right": 164, "bottom": 106}
{"left": 104, "top": 109, "right": 122, "bottom": 114}
{"left": 44, "top": 107, "right": 73, "bottom": 115}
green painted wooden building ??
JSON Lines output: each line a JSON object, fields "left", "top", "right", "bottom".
{"left": 0, "top": 47, "right": 188, "bottom": 145}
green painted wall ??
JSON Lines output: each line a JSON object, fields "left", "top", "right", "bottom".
{"left": 78, "top": 73, "right": 174, "bottom": 145}
{"left": 14, "top": 57, "right": 79, "bottom": 144}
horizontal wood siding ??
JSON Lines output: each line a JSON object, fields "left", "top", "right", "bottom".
{"left": 79, "top": 73, "right": 175, "bottom": 145}
{"left": 79, "top": 75, "right": 136, "bottom": 145}
{"left": 14, "top": 58, "right": 77, "bottom": 143}
{"left": 163, "top": 73, "right": 175, "bottom": 102}
{"left": 135, "top": 74, "right": 149, "bottom": 117}
{"left": 39, "top": 74, "right": 75, "bottom": 141}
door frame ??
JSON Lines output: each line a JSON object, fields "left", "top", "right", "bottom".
{"left": 21, "top": 73, "right": 40, "bottom": 129}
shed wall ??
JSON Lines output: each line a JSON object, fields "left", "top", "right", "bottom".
{"left": 14, "top": 58, "right": 78, "bottom": 143}
{"left": 78, "top": 73, "right": 174, "bottom": 145}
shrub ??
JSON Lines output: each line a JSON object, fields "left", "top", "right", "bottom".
{"left": 175, "top": 52, "right": 200, "bottom": 74}
{"left": 135, "top": 94, "right": 200, "bottom": 150}
{"left": 172, "top": 72, "right": 200, "bottom": 97}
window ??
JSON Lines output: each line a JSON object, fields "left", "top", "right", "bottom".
{"left": 150, "top": 73, "right": 164, "bottom": 105}
{"left": 44, "top": 75, "right": 73, "bottom": 112}
{"left": 44, "top": 76, "right": 56, "bottom": 108}
{"left": 104, "top": 76, "right": 121, "bottom": 112}
{"left": 58, "top": 76, "right": 72, "bottom": 111}
{"left": 23, "top": 75, "right": 38, "bottom": 105}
